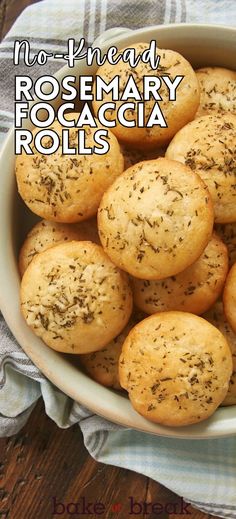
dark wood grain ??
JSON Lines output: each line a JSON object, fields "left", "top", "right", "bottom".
{"left": 0, "top": 400, "right": 213, "bottom": 519}
{"left": 0, "top": 2, "right": 220, "bottom": 518}
{"left": 0, "top": 0, "right": 7, "bottom": 40}
{"left": 0, "top": 0, "right": 41, "bottom": 39}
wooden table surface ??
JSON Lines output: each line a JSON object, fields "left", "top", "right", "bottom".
{"left": 0, "top": 2, "right": 218, "bottom": 518}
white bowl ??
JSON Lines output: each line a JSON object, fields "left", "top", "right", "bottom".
{"left": 1, "top": 24, "right": 236, "bottom": 439}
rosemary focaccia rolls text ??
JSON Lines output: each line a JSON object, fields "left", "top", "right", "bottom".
{"left": 20, "top": 241, "right": 133, "bottom": 354}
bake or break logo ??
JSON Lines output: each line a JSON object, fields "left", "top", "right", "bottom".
{"left": 14, "top": 38, "right": 183, "bottom": 155}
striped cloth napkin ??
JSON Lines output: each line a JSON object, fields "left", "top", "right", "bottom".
{"left": 0, "top": 1, "right": 236, "bottom": 517}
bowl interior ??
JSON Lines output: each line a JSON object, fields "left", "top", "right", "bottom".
{"left": 1, "top": 24, "right": 236, "bottom": 439}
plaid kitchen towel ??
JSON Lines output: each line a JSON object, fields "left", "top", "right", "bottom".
{"left": 0, "top": 1, "right": 236, "bottom": 517}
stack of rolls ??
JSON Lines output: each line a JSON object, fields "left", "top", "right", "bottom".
{"left": 16, "top": 43, "right": 236, "bottom": 427}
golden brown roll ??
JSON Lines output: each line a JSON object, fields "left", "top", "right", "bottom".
{"left": 215, "top": 222, "right": 236, "bottom": 268}
{"left": 195, "top": 67, "right": 236, "bottom": 118}
{"left": 223, "top": 263, "right": 236, "bottom": 335}
{"left": 204, "top": 300, "right": 236, "bottom": 406}
{"left": 132, "top": 233, "right": 228, "bottom": 315}
{"left": 98, "top": 157, "right": 214, "bottom": 280}
{"left": 21, "top": 241, "right": 133, "bottom": 354}
{"left": 121, "top": 145, "right": 165, "bottom": 170}
{"left": 93, "top": 43, "right": 200, "bottom": 149}
{"left": 19, "top": 218, "right": 100, "bottom": 277}
{"left": 79, "top": 311, "right": 145, "bottom": 389}
{"left": 119, "top": 312, "right": 233, "bottom": 426}
{"left": 166, "top": 114, "right": 236, "bottom": 224}
{"left": 15, "top": 115, "right": 124, "bottom": 223}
